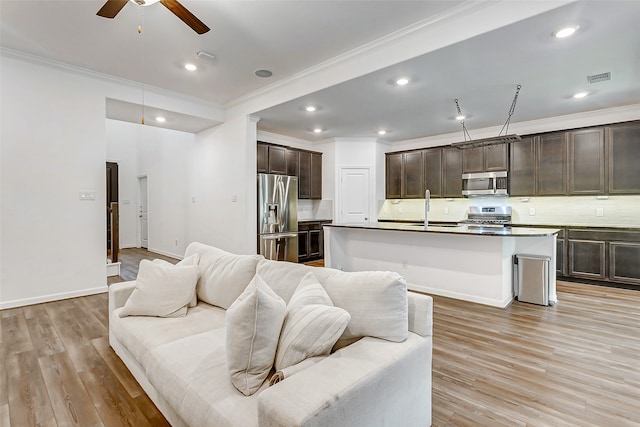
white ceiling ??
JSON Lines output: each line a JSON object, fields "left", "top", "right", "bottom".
{"left": 2, "top": 1, "right": 639, "bottom": 140}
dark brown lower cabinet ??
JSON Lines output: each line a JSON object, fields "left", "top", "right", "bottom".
{"left": 298, "top": 221, "right": 330, "bottom": 262}
{"left": 562, "top": 228, "right": 640, "bottom": 287}
{"left": 568, "top": 239, "right": 606, "bottom": 280}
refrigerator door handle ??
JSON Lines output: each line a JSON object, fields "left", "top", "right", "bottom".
{"left": 261, "top": 232, "right": 298, "bottom": 240}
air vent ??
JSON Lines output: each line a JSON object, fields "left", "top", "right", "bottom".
{"left": 587, "top": 72, "right": 611, "bottom": 84}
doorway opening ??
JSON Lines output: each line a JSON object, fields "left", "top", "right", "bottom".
{"left": 106, "top": 162, "right": 119, "bottom": 262}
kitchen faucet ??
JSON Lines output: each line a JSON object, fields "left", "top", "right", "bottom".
{"left": 424, "top": 189, "right": 430, "bottom": 228}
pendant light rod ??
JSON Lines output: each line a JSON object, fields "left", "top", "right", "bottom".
{"left": 498, "top": 84, "right": 521, "bottom": 136}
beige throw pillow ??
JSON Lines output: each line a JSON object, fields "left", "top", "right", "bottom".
{"left": 199, "top": 253, "right": 263, "bottom": 309}
{"left": 226, "top": 274, "right": 286, "bottom": 396}
{"left": 120, "top": 259, "right": 198, "bottom": 318}
{"left": 153, "top": 253, "right": 200, "bottom": 307}
{"left": 275, "top": 273, "right": 350, "bottom": 371}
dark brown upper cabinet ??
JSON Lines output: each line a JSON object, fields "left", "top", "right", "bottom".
{"left": 310, "top": 153, "right": 322, "bottom": 200}
{"left": 608, "top": 122, "right": 640, "bottom": 194}
{"left": 257, "top": 143, "right": 268, "bottom": 173}
{"left": 298, "top": 151, "right": 311, "bottom": 199}
{"left": 286, "top": 148, "right": 299, "bottom": 177}
{"left": 569, "top": 128, "right": 605, "bottom": 195}
{"left": 537, "top": 132, "right": 568, "bottom": 196}
{"left": 443, "top": 148, "right": 463, "bottom": 197}
{"left": 402, "top": 151, "right": 425, "bottom": 198}
{"left": 462, "top": 144, "right": 508, "bottom": 173}
{"left": 509, "top": 136, "right": 536, "bottom": 196}
{"left": 424, "top": 148, "right": 443, "bottom": 197}
{"left": 267, "top": 145, "right": 287, "bottom": 175}
{"left": 385, "top": 153, "right": 403, "bottom": 199}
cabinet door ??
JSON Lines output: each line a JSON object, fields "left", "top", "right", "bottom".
{"left": 310, "top": 153, "right": 322, "bottom": 200}
{"left": 298, "top": 230, "right": 309, "bottom": 262}
{"left": 568, "top": 239, "right": 606, "bottom": 280}
{"left": 386, "top": 153, "right": 403, "bottom": 199}
{"left": 268, "top": 146, "right": 287, "bottom": 175}
{"left": 308, "top": 230, "right": 322, "bottom": 258}
{"left": 608, "top": 123, "right": 640, "bottom": 194}
{"left": 424, "top": 148, "right": 442, "bottom": 197}
{"left": 298, "top": 151, "right": 311, "bottom": 199}
{"left": 462, "top": 147, "right": 484, "bottom": 173}
{"left": 537, "top": 132, "right": 568, "bottom": 195}
{"left": 402, "top": 151, "right": 424, "bottom": 198}
{"left": 443, "top": 148, "right": 463, "bottom": 197}
{"left": 286, "top": 149, "right": 299, "bottom": 177}
{"left": 510, "top": 137, "right": 536, "bottom": 196}
{"left": 609, "top": 242, "right": 640, "bottom": 285}
{"left": 257, "top": 143, "right": 268, "bottom": 173}
{"left": 569, "top": 128, "right": 605, "bottom": 194}
{"left": 484, "top": 144, "right": 508, "bottom": 171}
{"left": 556, "top": 228, "right": 566, "bottom": 276}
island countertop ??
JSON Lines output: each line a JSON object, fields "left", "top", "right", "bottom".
{"left": 324, "top": 222, "right": 560, "bottom": 237}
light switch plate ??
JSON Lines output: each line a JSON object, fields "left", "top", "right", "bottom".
{"left": 79, "top": 191, "right": 96, "bottom": 201}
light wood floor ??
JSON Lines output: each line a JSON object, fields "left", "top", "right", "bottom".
{"left": 2, "top": 249, "right": 639, "bottom": 426}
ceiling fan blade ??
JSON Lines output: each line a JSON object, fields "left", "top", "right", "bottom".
{"left": 160, "top": 0, "right": 210, "bottom": 34}
{"left": 97, "top": 0, "right": 129, "bottom": 18}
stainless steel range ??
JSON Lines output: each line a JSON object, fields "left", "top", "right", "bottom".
{"left": 462, "top": 206, "right": 512, "bottom": 227}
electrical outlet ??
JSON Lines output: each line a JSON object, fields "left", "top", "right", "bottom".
{"left": 529, "top": 207, "right": 536, "bottom": 216}
{"left": 596, "top": 208, "right": 604, "bottom": 217}
{"left": 444, "top": 207, "right": 449, "bottom": 214}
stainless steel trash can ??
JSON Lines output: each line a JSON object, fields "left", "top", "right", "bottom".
{"left": 514, "top": 254, "right": 550, "bottom": 306}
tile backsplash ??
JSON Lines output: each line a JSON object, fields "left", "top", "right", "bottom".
{"left": 378, "top": 195, "right": 640, "bottom": 228}
{"left": 298, "top": 199, "right": 333, "bottom": 221}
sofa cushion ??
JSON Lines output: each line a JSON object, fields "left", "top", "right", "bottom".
{"left": 255, "top": 259, "right": 314, "bottom": 303}
{"left": 322, "top": 270, "right": 408, "bottom": 347}
{"left": 275, "top": 273, "right": 350, "bottom": 370}
{"left": 119, "top": 259, "right": 198, "bottom": 318}
{"left": 146, "top": 329, "right": 266, "bottom": 427}
{"left": 153, "top": 253, "right": 200, "bottom": 307}
{"left": 185, "top": 242, "right": 263, "bottom": 309}
{"left": 226, "top": 274, "right": 287, "bottom": 396}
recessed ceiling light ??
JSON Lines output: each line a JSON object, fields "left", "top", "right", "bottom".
{"left": 573, "top": 91, "right": 589, "bottom": 99}
{"left": 255, "top": 69, "right": 273, "bottom": 78}
{"left": 378, "top": 130, "right": 387, "bottom": 136}
{"left": 155, "top": 116, "right": 166, "bottom": 123}
{"left": 313, "top": 128, "right": 323, "bottom": 133}
{"left": 553, "top": 26, "right": 579, "bottom": 38}
{"left": 455, "top": 115, "right": 466, "bottom": 121}
{"left": 396, "top": 77, "right": 409, "bottom": 86}
{"left": 306, "top": 106, "right": 317, "bottom": 112}
{"left": 184, "top": 63, "right": 197, "bottom": 71}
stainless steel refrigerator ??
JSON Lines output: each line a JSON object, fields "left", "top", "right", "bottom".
{"left": 257, "top": 173, "right": 298, "bottom": 262}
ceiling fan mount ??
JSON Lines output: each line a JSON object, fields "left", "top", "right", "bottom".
{"left": 97, "top": 0, "right": 210, "bottom": 34}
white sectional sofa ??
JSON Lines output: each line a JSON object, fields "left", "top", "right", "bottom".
{"left": 109, "top": 242, "right": 433, "bottom": 426}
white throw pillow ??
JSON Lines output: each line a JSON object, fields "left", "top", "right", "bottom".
{"left": 199, "top": 253, "right": 263, "bottom": 309}
{"left": 275, "top": 273, "right": 350, "bottom": 371}
{"left": 322, "top": 270, "right": 408, "bottom": 347}
{"left": 226, "top": 274, "right": 286, "bottom": 396}
{"left": 153, "top": 253, "right": 200, "bottom": 307}
{"left": 120, "top": 259, "right": 198, "bottom": 318}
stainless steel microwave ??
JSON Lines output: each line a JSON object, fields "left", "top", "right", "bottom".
{"left": 462, "top": 171, "right": 508, "bottom": 196}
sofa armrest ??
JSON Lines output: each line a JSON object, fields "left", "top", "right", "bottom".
{"left": 408, "top": 291, "right": 433, "bottom": 337}
{"left": 258, "top": 334, "right": 432, "bottom": 427}
{"left": 108, "top": 280, "right": 136, "bottom": 314}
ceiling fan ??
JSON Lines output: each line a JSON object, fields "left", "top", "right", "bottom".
{"left": 97, "top": 0, "right": 210, "bottom": 35}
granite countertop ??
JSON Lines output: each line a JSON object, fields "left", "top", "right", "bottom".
{"left": 325, "top": 222, "right": 560, "bottom": 237}
{"left": 298, "top": 219, "right": 333, "bottom": 223}
{"left": 377, "top": 219, "right": 639, "bottom": 231}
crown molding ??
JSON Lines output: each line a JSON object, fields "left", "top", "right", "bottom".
{"left": 257, "top": 130, "right": 313, "bottom": 150}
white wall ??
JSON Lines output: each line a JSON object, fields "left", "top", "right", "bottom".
{"left": 0, "top": 52, "right": 223, "bottom": 308}
{"left": 1, "top": 55, "right": 108, "bottom": 307}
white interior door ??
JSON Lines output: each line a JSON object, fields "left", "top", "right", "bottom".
{"left": 138, "top": 176, "right": 148, "bottom": 249}
{"left": 340, "top": 168, "right": 370, "bottom": 223}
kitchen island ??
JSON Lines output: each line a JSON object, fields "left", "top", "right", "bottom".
{"left": 324, "top": 222, "right": 560, "bottom": 307}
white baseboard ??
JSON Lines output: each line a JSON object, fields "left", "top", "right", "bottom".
{"left": 0, "top": 286, "right": 108, "bottom": 310}
{"left": 147, "top": 247, "right": 183, "bottom": 260}
{"left": 407, "top": 283, "right": 513, "bottom": 308}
